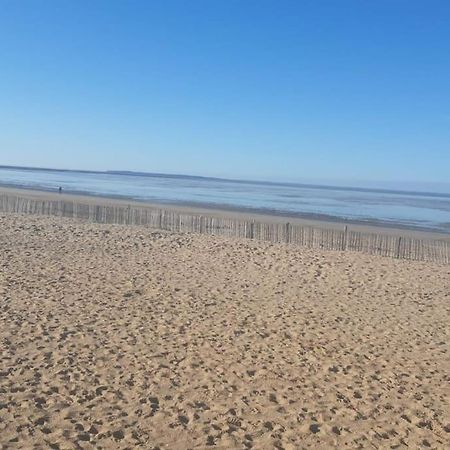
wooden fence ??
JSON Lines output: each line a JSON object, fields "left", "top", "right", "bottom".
{"left": 1, "top": 193, "right": 449, "bottom": 264}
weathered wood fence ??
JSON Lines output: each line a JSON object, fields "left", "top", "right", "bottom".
{"left": 1, "top": 193, "right": 449, "bottom": 264}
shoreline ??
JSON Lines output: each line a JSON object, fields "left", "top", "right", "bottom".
{"left": 1, "top": 185, "right": 449, "bottom": 241}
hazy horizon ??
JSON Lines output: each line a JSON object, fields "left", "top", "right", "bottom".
{"left": 2, "top": 163, "right": 450, "bottom": 196}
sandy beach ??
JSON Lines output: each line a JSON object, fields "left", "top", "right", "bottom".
{"left": 1, "top": 212, "right": 449, "bottom": 449}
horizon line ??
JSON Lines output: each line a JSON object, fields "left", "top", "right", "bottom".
{"left": 1, "top": 164, "right": 450, "bottom": 199}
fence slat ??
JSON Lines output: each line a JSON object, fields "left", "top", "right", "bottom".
{"left": 0, "top": 193, "right": 449, "bottom": 264}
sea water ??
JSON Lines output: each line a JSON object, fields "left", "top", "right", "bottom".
{"left": 1, "top": 167, "right": 449, "bottom": 233}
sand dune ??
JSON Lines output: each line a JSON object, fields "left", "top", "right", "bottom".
{"left": 1, "top": 213, "right": 449, "bottom": 449}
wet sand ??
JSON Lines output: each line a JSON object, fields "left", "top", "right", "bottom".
{"left": 1, "top": 213, "right": 449, "bottom": 449}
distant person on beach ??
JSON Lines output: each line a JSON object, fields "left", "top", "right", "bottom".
{"left": 58, "top": 186, "right": 62, "bottom": 194}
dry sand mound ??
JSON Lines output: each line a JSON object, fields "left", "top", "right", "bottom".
{"left": 1, "top": 213, "right": 449, "bottom": 449}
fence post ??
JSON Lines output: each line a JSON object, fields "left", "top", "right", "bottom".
{"left": 343, "top": 225, "right": 348, "bottom": 251}
{"left": 396, "top": 236, "right": 402, "bottom": 259}
{"left": 285, "top": 222, "right": 291, "bottom": 243}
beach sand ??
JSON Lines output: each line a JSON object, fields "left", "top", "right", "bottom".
{"left": 1, "top": 213, "right": 449, "bottom": 449}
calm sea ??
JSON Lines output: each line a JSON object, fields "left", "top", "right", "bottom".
{"left": 1, "top": 167, "right": 450, "bottom": 233}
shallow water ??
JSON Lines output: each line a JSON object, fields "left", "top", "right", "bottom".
{"left": 1, "top": 167, "right": 449, "bottom": 232}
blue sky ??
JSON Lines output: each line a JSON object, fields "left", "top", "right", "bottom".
{"left": 0, "top": 0, "right": 449, "bottom": 188}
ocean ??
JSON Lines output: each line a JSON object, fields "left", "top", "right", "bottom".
{"left": 1, "top": 166, "right": 449, "bottom": 233}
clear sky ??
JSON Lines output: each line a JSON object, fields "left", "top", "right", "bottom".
{"left": 1, "top": 0, "right": 449, "bottom": 188}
